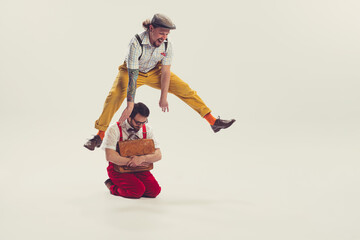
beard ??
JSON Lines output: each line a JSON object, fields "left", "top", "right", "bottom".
{"left": 153, "top": 38, "right": 163, "bottom": 47}
{"left": 130, "top": 124, "right": 141, "bottom": 132}
{"left": 129, "top": 123, "right": 141, "bottom": 132}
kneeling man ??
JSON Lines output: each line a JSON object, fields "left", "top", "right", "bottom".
{"left": 102, "top": 102, "right": 161, "bottom": 198}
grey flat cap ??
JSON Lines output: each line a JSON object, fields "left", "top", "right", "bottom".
{"left": 151, "top": 14, "right": 176, "bottom": 29}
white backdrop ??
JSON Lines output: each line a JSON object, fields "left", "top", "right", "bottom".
{"left": 1, "top": 0, "right": 359, "bottom": 239}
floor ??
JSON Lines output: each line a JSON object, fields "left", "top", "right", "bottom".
{"left": 1, "top": 0, "right": 360, "bottom": 239}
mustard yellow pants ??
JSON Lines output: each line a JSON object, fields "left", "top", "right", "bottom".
{"left": 95, "top": 63, "right": 211, "bottom": 131}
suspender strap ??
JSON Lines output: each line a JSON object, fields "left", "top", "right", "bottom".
{"left": 135, "top": 34, "right": 143, "bottom": 60}
{"left": 116, "top": 122, "right": 123, "bottom": 141}
{"left": 142, "top": 125, "right": 147, "bottom": 139}
{"left": 164, "top": 41, "right": 168, "bottom": 52}
{"left": 135, "top": 34, "right": 168, "bottom": 61}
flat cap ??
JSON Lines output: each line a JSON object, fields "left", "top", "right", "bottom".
{"left": 151, "top": 14, "right": 176, "bottom": 30}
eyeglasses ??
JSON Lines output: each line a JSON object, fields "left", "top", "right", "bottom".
{"left": 132, "top": 118, "right": 148, "bottom": 125}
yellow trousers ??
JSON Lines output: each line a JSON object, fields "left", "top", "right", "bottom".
{"left": 95, "top": 62, "right": 211, "bottom": 131}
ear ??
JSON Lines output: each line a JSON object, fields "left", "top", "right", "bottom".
{"left": 149, "top": 25, "right": 154, "bottom": 32}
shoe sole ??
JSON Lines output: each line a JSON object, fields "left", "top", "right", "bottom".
{"left": 84, "top": 144, "right": 95, "bottom": 151}
{"left": 104, "top": 179, "right": 113, "bottom": 190}
{"left": 83, "top": 141, "right": 102, "bottom": 151}
{"left": 213, "top": 128, "right": 221, "bottom": 133}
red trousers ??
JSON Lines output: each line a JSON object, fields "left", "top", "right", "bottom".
{"left": 107, "top": 163, "right": 161, "bottom": 199}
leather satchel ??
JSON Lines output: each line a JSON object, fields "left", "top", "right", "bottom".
{"left": 114, "top": 138, "right": 155, "bottom": 173}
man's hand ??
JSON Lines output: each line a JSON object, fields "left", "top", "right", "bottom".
{"left": 118, "top": 103, "right": 134, "bottom": 124}
{"left": 140, "top": 162, "right": 152, "bottom": 167}
{"left": 159, "top": 97, "right": 169, "bottom": 112}
{"left": 127, "top": 156, "right": 145, "bottom": 168}
{"left": 159, "top": 65, "right": 170, "bottom": 112}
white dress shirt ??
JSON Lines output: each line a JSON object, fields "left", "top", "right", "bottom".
{"left": 102, "top": 120, "right": 160, "bottom": 151}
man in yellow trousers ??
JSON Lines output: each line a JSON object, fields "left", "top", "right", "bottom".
{"left": 84, "top": 13, "right": 235, "bottom": 151}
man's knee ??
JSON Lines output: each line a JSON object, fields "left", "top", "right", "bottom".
{"left": 104, "top": 90, "right": 126, "bottom": 106}
{"left": 120, "top": 183, "right": 146, "bottom": 199}
{"left": 144, "top": 185, "right": 161, "bottom": 198}
{"left": 170, "top": 82, "right": 196, "bottom": 97}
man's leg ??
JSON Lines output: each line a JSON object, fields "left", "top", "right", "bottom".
{"left": 95, "top": 67, "right": 129, "bottom": 132}
{"left": 134, "top": 171, "right": 161, "bottom": 198}
{"left": 145, "top": 72, "right": 211, "bottom": 116}
{"left": 106, "top": 169, "right": 146, "bottom": 199}
{"left": 84, "top": 65, "right": 128, "bottom": 150}
{"left": 145, "top": 71, "right": 235, "bottom": 132}
{"left": 84, "top": 64, "right": 147, "bottom": 150}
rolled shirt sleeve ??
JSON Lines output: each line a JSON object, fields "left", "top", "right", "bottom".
{"left": 161, "top": 41, "right": 173, "bottom": 66}
{"left": 101, "top": 125, "right": 119, "bottom": 151}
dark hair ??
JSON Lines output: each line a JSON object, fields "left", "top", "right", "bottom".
{"left": 142, "top": 19, "right": 151, "bottom": 30}
{"left": 130, "top": 102, "right": 150, "bottom": 118}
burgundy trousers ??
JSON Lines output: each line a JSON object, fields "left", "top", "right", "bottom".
{"left": 107, "top": 163, "right": 161, "bottom": 199}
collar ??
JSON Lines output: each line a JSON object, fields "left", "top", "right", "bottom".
{"left": 123, "top": 119, "right": 135, "bottom": 131}
{"left": 142, "top": 31, "right": 151, "bottom": 46}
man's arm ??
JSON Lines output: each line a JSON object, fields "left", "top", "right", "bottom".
{"left": 159, "top": 65, "right": 171, "bottom": 112}
{"left": 105, "top": 148, "right": 131, "bottom": 166}
{"left": 127, "top": 148, "right": 162, "bottom": 168}
{"left": 127, "top": 68, "right": 139, "bottom": 103}
{"left": 119, "top": 35, "right": 141, "bottom": 124}
{"left": 118, "top": 68, "right": 139, "bottom": 123}
{"left": 142, "top": 148, "right": 162, "bottom": 163}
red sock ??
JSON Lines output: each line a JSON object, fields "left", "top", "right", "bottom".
{"left": 204, "top": 113, "right": 216, "bottom": 125}
{"left": 97, "top": 130, "right": 105, "bottom": 140}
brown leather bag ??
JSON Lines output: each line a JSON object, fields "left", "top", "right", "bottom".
{"left": 114, "top": 138, "right": 155, "bottom": 173}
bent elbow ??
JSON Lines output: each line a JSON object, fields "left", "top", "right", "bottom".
{"left": 105, "top": 152, "right": 112, "bottom": 162}
{"left": 157, "top": 150, "right": 162, "bottom": 161}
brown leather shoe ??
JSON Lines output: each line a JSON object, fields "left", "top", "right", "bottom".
{"left": 104, "top": 179, "right": 113, "bottom": 190}
{"left": 84, "top": 135, "right": 102, "bottom": 151}
{"left": 211, "top": 117, "right": 236, "bottom": 133}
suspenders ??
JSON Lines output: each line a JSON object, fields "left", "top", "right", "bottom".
{"left": 135, "top": 34, "right": 168, "bottom": 60}
{"left": 135, "top": 34, "right": 143, "bottom": 60}
{"left": 116, "top": 122, "right": 147, "bottom": 141}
